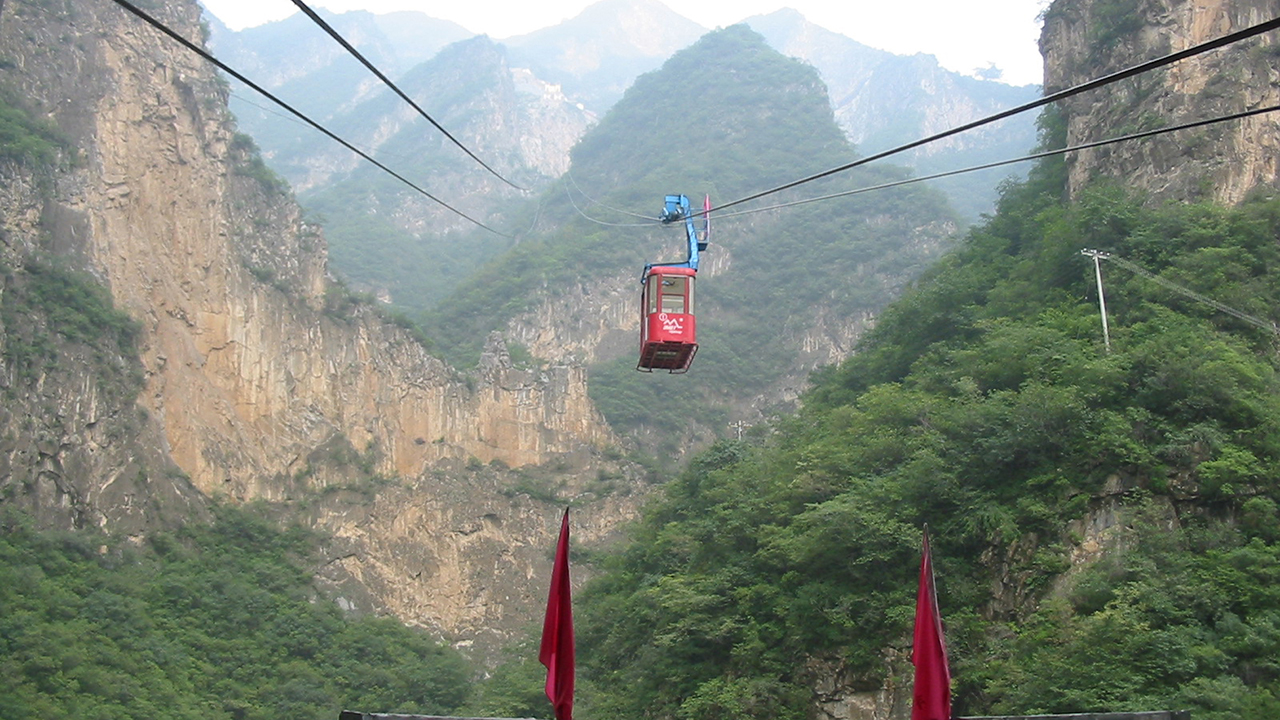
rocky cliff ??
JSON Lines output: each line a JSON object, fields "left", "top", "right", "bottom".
{"left": 1041, "top": 0, "right": 1280, "bottom": 203}
{"left": 0, "top": 0, "right": 634, "bottom": 658}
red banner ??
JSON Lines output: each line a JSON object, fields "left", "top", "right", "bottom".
{"left": 540, "top": 508, "right": 575, "bottom": 720}
{"left": 911, "top": 528, "right": 951, "bottom": 720}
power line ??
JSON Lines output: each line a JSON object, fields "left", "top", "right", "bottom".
{"left": 515, "top": 190, "right": 548, "bottom": 241}
{"left": 710, "top": 16, "right": 1280, "bottom": 215}
{"left": 707, "top": 103, "right": 1280, "bottom": 222}
{"left": 229, "top": 89, "right": 467, "bottom": 176}
{"left": 565, "top": 166, "right": 655, "bottom": 220}
{"left": 561, "top": 179, "right": 660, "bottom": 228}
{"left": 288, "top": 0, "right": 525, "bottom": 191}
{"left": 105, "top": 0, "right": 510, "bottom": 237}
{"left": 229, "top": 90, "right": 305, "bottom": 127}
{"left": 1098, "top": 252, "right": 1280, "bottom": 335}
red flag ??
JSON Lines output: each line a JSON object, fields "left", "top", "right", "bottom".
{"left": 911, "top": 528, "right": 951, "bottom": 720}
{"left": 540, "top": 508, "right": 575, "bottom": 720}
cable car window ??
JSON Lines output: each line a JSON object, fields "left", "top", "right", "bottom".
{"left": 647, "top": 274, "right": 660, "bottom": 314}
{"left": 661, "top": 276, "right": 688, "bottom": 314}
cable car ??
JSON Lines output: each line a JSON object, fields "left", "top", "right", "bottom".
{"left": 638, "top": 194, "right": 709, "bottom": 373}
{"left": 639, "top": 266, "right": 698, "bottom": 371}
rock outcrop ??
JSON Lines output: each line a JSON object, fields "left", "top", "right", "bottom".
{"left": 1041, "top": 0, "right": 1280, "bottom": 203}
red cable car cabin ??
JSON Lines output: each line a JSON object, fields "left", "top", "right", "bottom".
{"left": 638, "top": 266, "right": 698, "bottom": 373}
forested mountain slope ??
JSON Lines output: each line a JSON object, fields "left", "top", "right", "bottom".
{"left": 424, "top": 25, "right": 957, "bottom": 458}
{"left": 557, "top": 133, "right": 1280, "bottom": 719}
{"left": 0, "top": 505, "right": 474, "bottom": 718}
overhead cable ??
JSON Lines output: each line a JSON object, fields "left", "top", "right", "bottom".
{"left": 288, "top": 0, "right": 525, "bottom": 191}
{"left": 565, "top": 166, "right": 655, "bottom": 220}
{"left": 562, "top": 180, "right": 659, "bottom": 227}
{"left": 229, "top": 89, "right": 457, "bottom": 175}
{"left": 711, "top": 16, "right": 1280, "bottom": 215}
{"left": 106, "top": 0, "right": 510, "bottom": 237}
{"left": 708, "top": 103, "right": 1280, "bottom": 221}
{"left": 1101, "top": 252, "right": 1280, "bottom": 335}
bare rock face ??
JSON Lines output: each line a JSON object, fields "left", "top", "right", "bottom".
{"left": 1041, "top": 0, "right": 1280, "bottom": 203}
{"left": 0, "top": 0, "right": 630, "bottom": 659}
{"left": 807, "top": 652, "right": 913, "bottom": 720}
{"left": 0, "top": 0, "right": 614, "bottom": 491}
{"left": 310, "top": 460, "right": 648, "bottom": 658}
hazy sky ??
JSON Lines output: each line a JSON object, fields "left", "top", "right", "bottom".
{"left": 198, "top": 0, "right": 1050, "bottom": 86}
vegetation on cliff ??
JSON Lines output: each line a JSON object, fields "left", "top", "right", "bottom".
{"left": 532, "top": 142, "right": 1280, "bottom": 719}
{"left": 0, "top": 504, "right": 472, "bottom": 720}
{"left": 0, "top": 259, "right": 143, "bottom": 393}
{"left": 0, "top": 88, "right": 68, "bottom": 166}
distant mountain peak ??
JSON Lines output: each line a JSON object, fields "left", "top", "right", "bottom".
{"left": 501, "top": 0, "right": 706, "bottom": 110}
{"left": 562, "top": 0, "right": 699, "bottom": 26}
{"left": 753, "top": 7, "right": 809, "bottom": 24}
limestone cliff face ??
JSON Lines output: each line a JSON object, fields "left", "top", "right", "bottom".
{"left": 1042, "top": 0, "right": 1280, "bottom": 203}
{"left": 310, "top": 463, "right": 647, "bottom": 654}
{"left": 20, "top": 1, "right": 610, "bottom": 492}
{"left": 0, "top": 0, "right": 628, "bottom": 657}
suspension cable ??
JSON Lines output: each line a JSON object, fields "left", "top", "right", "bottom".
{"left": 561, "top": 180, "right": 661, "bottom": 228}
{"left": 710, "top": 16, "right": 1280, "bottom": 215}
{"left": 708, "top": 103, "right": 1280, "bottom": 222}
{"left": 289, "top": 0, "right": 525, "bottom": 191}
{"left": 106, "top": 0, "right": 511, "bottom": 237}
{"left": 565, "top": 166, "right": 656, "bottom": 220}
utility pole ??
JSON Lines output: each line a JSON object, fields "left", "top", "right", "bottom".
{"left": 1081, "top": 249, "right": 1112, "bottom": 353}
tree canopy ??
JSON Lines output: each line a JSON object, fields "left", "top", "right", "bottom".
{"left": 0, "top": 504, "right": 473, "bottom": 720}
{"left": 547, "top": 157, "right": 1280, "bottom": 719}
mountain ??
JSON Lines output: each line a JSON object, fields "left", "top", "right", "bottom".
{"left": 501, "top": 0, "right": 708, "bottom": 112}
{"left": 295, "top": 35, "right": 594, "bottom": 309}
{"left": 0, "top": 0, "right": 635, "bottom": 664}
{"left": 424, "top": 25, "right": 958, "bottom": 458}
{"left": 208, "top": 11, "right": 596, "bottom": 311}
{"left": 746, "top": 8, "right": 1041, "bottom": 219}
{"left": 204, "top": 1, "right": 1043, "bottom": 324}
{"left": 209, "top": 6, "right": 472, "bottom": 116}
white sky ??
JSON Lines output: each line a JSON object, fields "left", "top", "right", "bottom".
{"left": 199, "top": 0, "right": 1050, "bottom": 86}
